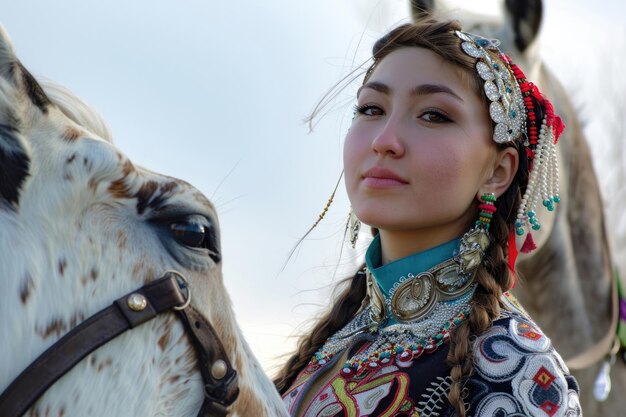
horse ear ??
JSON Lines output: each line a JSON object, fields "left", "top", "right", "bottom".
{"left": 0, "top": 25, "right": 32, "bottom": 210}
{"left": 503, "top": 0, "right": 543, "bottom": 53}
{"left": 0, "top": 25, "right": 18, "bottom": 81}
{"left": 0, "top": 25, "right": 51, "bottom": 112}
{"left": 410, "top": 0, "right": 435, "bottom": 21}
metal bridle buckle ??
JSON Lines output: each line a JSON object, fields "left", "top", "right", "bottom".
{"left": 163, "top": 270, "right": 192, "bottom": 311}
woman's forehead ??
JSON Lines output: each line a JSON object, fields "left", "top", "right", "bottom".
{"left": 364, "top": 47, "right": 478, "bottom": 99}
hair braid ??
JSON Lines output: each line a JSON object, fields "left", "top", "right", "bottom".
{"left": 446, "top": 174, "right": 519, "bottom": 416}
{"left": 274, "top": 267, "right": 368, "bottom": 393}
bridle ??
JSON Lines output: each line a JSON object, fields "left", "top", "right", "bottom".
{"left": 0, "top": 271, "right": 240, "bottom": 417}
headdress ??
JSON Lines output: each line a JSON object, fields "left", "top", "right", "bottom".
{"left": 455, "top": 30, "right": 565, "bottom": 265}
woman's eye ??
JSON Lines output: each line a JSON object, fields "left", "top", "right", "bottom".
{"left": 420, "top": 110, "right": 451, "bottom": 123}
{"left": 170, "top": 218, "right": 221, "bottom": 263}
{"left": 354, "top": 104, "right": 384, "bottom": 117}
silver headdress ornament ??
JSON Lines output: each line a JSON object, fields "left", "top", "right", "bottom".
{"left": 455, "top": 30, "right": 565, "bottom": 255}
{"left": 455, "top": 30, "right": 526, "bottom": 144}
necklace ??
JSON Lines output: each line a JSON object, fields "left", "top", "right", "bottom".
{"left": 309, "top": 261, "right": 476, "bottom": 378}
{"left": 310, "top": 299, "right": 472, "bottom": 378}
{"left": 367, "top": 256, "right": 476, "bottom": 324}
{"left": 309, "top": 226, "right": 489, "bottom": 378}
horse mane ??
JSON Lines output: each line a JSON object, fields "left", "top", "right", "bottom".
{"left": 40, "top": 80, "right": 113, "bottom": 143}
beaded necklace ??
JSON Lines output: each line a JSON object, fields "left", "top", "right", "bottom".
{"left": 309, "top": 301, "right": 471, "bottom": 378}
{"left": 308, "top": 237, "right": 477, "bottom": 379}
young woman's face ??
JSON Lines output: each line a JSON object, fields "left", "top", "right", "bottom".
{"left": 344, "top": 47, "right": 497, "bottom": 238}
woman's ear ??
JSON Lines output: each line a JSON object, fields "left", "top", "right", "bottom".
{"left": 479, "top": 147, "right": 519, "bottom": 198}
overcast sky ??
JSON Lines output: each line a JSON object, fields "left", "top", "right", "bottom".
{"left": 3, "top": 0, "right": 624, "bottom": 374}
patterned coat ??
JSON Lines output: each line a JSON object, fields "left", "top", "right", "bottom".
{"left": 282, "top": 305, "right": 582, "bottom": 417}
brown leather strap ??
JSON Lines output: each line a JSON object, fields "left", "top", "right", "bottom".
{"left": 0, "top": 272, "right": 239, "bottom": 417}
{"left": 178, "top": 306, "right": 239, "bottom": 415}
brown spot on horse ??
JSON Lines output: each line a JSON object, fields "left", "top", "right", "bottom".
{"left": 36, "top": 318, "right": 67, "bottom": 339}
{"left": 63, "top": 127, "right": 81, "bottom": 142}
{"left": 20, "top": 273, "right": 34, "bottom": 304}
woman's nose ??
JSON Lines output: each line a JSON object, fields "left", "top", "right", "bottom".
{"left": 371, "top": 117, "right": 405, "bottom": 157}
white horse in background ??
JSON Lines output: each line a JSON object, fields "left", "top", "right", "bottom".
{"left": 0, "top": 25, "right": 287, "bottom": 417}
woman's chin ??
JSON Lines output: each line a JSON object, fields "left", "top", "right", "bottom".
{"left": 356, "top": 216, "right": 410, "bottom": 232}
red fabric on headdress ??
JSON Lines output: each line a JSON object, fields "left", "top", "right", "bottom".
{"left": 521, "top": 232, "right": 537, "bottom": 253}
{"left": 554, "top": 115, "right": 565, "bottom": 143}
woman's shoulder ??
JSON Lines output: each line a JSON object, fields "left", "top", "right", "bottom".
{"left": 464, "top": 294, "right": 582, "bottom": 416}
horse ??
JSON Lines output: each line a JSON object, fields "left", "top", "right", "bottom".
{"left": 0, "top": 25, "right": 288, "bottom": 417}
{"left": 409, "top": 1, "right": 626, "bottom": 415}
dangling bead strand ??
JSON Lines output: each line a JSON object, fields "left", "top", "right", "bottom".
{"left": 550, "top": 130, "right": 561, "bottom": 204}
{"left": 517, "top": 116, "right": 547, "bottom": 235}
{"left": 539, "top": 122, "right": 554, "bottom": 213}
{"left": 515, "top": 112, "right": 562, "bottom": 239}
{"left": 542, "top": 97, "right": 561, "bottom": 211}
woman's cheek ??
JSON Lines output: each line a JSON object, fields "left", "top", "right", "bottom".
{"left": 343, "top": 132, "right": 365, "bottom": 186}
{"left": 343, "top": 136, "right": 358, "bottom": 201}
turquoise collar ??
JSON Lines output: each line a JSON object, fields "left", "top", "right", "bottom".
{"left": 365, "top": 234, "right": 461, "bottom": 324}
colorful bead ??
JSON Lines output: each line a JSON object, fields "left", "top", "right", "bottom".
{"left": 476, "top": 193, "right": 497, "bottom": 230}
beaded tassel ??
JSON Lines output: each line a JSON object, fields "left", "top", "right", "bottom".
{"left": 506, "top": 55, "right": 563, "bottom": 251}
{"left": 515, "top": 115, "right": 561, "bottom": 247}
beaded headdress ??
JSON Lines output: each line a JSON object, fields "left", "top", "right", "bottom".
{"left": 455, "top": 30, "right": 565, "bottom": 259}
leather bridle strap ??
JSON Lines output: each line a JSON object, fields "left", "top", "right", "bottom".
{"left": 177, "top": 306, "right": 239, "bottom": 416}
{"left": 0, "top": 272, "right": 239, "bottom": 417}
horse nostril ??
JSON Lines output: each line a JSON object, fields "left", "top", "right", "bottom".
{"left": 195, "top": 321, "right": 201, "bottom": 329}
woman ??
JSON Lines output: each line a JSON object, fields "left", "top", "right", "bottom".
{"left": 275, "top": 19, "right": 580, "bottom": 417}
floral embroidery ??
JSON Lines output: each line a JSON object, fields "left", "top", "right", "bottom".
{"left": 473, "top": 315, "right": 580, "bottom": 416}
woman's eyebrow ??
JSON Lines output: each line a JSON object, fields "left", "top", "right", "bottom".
{"left": 412, "top": 84, "right": 464, "bottom": 102}
{"left": 358, "top": 81, "right": 464, "bottom": 102}
{"left": 357, "top": 81, "right": 391, "bottom": 97}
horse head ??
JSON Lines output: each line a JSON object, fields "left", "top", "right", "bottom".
{"left": 0, "top": 25, "right": 286, "bottom": 417}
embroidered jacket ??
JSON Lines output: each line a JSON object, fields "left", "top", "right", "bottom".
{"left": 282, "top": 303, "right": 582, "bottom": 417}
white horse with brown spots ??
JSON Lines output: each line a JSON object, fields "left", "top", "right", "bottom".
{"left": 0, "top": 25, "right": 288, "bottom": 417}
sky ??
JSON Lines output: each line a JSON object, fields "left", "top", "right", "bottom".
{"left": 3, "top": 0, "right": 625, "bottom": 374}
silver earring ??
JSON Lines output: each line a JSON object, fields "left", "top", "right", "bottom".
{"left": 347, "top": 208, "right": 361, "bottom": 248}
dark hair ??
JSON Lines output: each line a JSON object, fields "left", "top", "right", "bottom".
{"left": 275, "top": 19, "right": 530, "bottom": 417}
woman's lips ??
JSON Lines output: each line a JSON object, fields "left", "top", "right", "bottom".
{"left": 362, "top": 167, "right": 409, "bottom": 188}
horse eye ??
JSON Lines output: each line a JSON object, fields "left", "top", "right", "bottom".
{"left": 170, "top": 219, "right": 221, "bottom": 263}
{"left": 171, "top": 222, "right": 205, "bottom": 247}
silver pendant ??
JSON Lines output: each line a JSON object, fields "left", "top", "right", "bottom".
{"left": 593, "top": 360, "right": 612, "bottom": 401}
